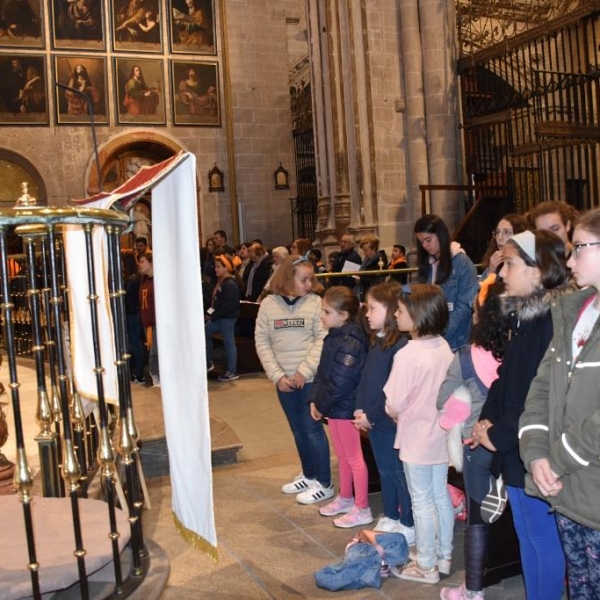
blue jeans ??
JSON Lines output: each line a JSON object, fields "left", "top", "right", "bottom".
{"left": 368, "top": 427, "right": 413, "bottom": 527}
{"left": 462, "top": 445, "right": 494, "bottom": 523}
{"left": 507, "top": 485, "right": 565, "bottom": 600}
{"left": 404, "top": 462, "right": 454, "bottom": 570}
{"left": 126, "top": 312, "right": 145, "bottom": 380}
{"left": 276, "top": 384, "right": 331, "bottom": 486}
{"left": 556, "top": 513, "right": 600, "bottom": 600}
{"left": 205, "top": 318, "right": 237, "bottom": 373}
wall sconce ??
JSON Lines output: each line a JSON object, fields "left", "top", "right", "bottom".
{"left": 274, "top": 163, "right": 289, "bottom": 190}
{"left": 208, "top": 164, "right": 224, "bottom": 192}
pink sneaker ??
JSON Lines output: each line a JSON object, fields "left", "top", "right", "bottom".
{"left": 333, "top": 506, "right": 373, "bottom": 529}
{"left": 440, "top": 584, "right": 484, "bottom": 600}
{"left": 319, "top": 495, "right": 354, "bottom": 517}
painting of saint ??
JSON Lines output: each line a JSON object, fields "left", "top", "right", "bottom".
{"left": 54, "top": 56, "right": 108, "bottom": 124}
{"left": 0, "top": 55, "right": 48, "bottom": 124}
{"left": 115, "top": 58, "right": 165, "bottom": 124}
{"left": 112, "top": 0, "right": 162, "bottom": 52}
{"left": 171, "top": 60, "right": 219, "bottom": 126}
{"left": 51, "top": 0, "right": 104, "bottom": 49}
{"left": 169, "top": 0, "right": 215, "bottom": 55}
{"left": 0, "top": 0, "right": 44, "bottom": 48}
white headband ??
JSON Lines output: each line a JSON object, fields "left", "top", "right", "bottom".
{"left": 510, "top": 230, "right": 536, "bottom": 262}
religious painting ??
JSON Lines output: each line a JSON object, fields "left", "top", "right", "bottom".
{"left": 0, "top": 0, "right": 44, "bottom": 49}
{"left": 0, "top": 54, "right": 48, "bottom": 125}
{"left": 111, "top": 0, "right": 162, "bottom": 53}
{"left": 171, "top": 60, "right": 219, "bottom": 126}
{"left": 54, "top": 56, "right": 108, "bottom": 125}
{"left": 169, "top": 0, "right": 216, "bottom": 55}
{"left": 114, "top": 57, "right": 165, "bottom": 125}
{"left": 51, "top": 0, "right": 105, "bottom": 50}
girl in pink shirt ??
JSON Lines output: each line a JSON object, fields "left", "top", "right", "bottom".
{"left": 384, "top": 284, "right": 455, "bottom": 585}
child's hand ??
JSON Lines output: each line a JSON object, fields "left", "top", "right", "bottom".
{"left": 310, "top": 403, "right": 322, "bottom": 421}
{"left": 353, "top": 411, "right": 371, "bottom": 431}
{"left": 276, "top": 376, "right": 294, "bottom": 392}
{"left": 472, "top": 419, "right": 496, "bottom": 451}
{"left": 289, "top": 372, "right": 307, "bottom": 389}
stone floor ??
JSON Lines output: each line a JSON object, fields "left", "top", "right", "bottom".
{"left": 3, "top": 363, "right": 527, "bottom": 600}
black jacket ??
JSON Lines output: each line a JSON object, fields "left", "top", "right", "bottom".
{"left": 308, "top": 321, "right": 368, "bottom": 419}
{"left": 209, "top": 277, "right": 241, "bottom": 320}
{"left": 332, "top": 248, "right": 362, "bottom": 289}
{"left": 480, "top": 285, "right": 574, "bottom": 487}
{"left": 243, "top": 256, "right": 273, "bottom": 302}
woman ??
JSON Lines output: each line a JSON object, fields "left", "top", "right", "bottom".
{"left": 178, "top": 67, "right": 217, "bottom": 116}
{"left": 255, "top": 255, "right": 332, "bottom": 504}
{"left": 65, "top": 64, "right": 100, "bottom": 115}
{"left": 123, "top": 64, "right": 159, "bottom": 115}
{"left": 474, "top": 230, "right": 572, "bottom": 600}
{"left": 520, "top": 208, "right": 600, "bottom": 599}
{"left": 414, "top": 214, "right": 479, "bottom": 350}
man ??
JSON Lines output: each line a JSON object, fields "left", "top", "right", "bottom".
{"left": 135, "top": 237, "right": 148, "bottom": 260}
{"left": 213, "top": 230, "right": 235, "bottom": 256}
{"left": 332, "top": 233, "right": 362, "bottom": 288}
{"left": 242, "top": 242, "right": 272, "bottom": 302}
{"left": 388, "top": 244, "right": 408, "bottom": 284}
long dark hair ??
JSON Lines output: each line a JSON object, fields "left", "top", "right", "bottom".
{"left": 414, "top": 214, "right": 452, "bottom": 284}
{"left": 471, "top": 280, "right": 509, "bottom": 360}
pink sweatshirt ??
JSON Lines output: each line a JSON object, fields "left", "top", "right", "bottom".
{"left": 384, "top": 336, "right": 454, "bottom": 464}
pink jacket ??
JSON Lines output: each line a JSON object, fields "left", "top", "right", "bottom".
{"left": 384, "top": 336, "right": 454, "bottom": 464}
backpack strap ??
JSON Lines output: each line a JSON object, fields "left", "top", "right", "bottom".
{"left": 457, "top": 345, "right": 488, "bottom": 396}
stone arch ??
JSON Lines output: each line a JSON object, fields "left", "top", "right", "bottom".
{"left": 0, "top": 148, "right": 48, "bottom": 205}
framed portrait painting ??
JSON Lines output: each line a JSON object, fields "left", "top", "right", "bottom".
{"left": 171, "top": 61, "right": 220, "bottom": 126}
{"left": 0, "top": 54, "right": 48, "bottom": 125}
{"left": 54, "top": 56, "right": 108, "bottom": 125}
{"left": 114, "top": 57, "right": 166, "bottom": 125}
{"left": 51, "top": 0, "right": 105, "bottom": 50}
{"left": 169, "top": 0, "right": 216, "bottom": 55}
{"left": 111, "top": 0, "right": 162, "bottom": 53}
{"left": 0, "top": 0, "right": 44, "bottom": 49}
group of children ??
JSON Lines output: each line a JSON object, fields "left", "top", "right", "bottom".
{"left": 254, "top": 203, "right": 600, "bottom": 600}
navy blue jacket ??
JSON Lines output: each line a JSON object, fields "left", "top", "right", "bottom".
{"left": 209, "top": 277, "right": 241, "bottom": 320}
{"left": 355, "top": 336, "right": 409, "bottom": 431}
{"left": 308, "top": 321, "right": 368, "bottom": 419}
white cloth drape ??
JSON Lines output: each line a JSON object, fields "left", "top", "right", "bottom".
{"left": 66, "top": 152, "right": 216, "bottom": 554}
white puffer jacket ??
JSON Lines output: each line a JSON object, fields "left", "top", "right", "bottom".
{"left": 254, "top": 293, "right": 325, "bottom": 384}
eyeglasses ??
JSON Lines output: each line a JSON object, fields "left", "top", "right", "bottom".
{"left": 572, "top": 242, "right": 600, "bottom": 259}
{"left": 493, "top": 229, "right": 513, "bottom": 239}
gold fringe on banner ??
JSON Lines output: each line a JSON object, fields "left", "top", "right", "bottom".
{"left": 173, "top": 511, "right": 218, "bottom": 561}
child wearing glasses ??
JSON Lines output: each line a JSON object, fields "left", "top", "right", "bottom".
{"left": 520, "top": 208, "right": 600, "bottom": 600}
{"left": 480, "top": 213, "right": 529, "bottom": 278}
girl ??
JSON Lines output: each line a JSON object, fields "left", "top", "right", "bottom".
{"left": 204, "top": 254, "right": 241, "bottom": 382}
{"left": 438, "top": 281, "right": 509, "bottom": 600}
{"left": 353, "top": 282, "right": 415, "bottom": 544}
{"left": 528, "top": 200, "right": 578, "bottom": 255}
{"left": 414, "top": 214, "right": 479, "bottom": 350}
{"left": 480, "top": 213, "right": 529, "bottom": 278}
{"left": 255, "top": 256, "right": 332, "bottom": 504}
{"left": 308, "top": 287, "right": 370, "bottom": 528}
{"left": 384, "top": 284, "right": 455, "bottom": 585}
{"left": 520, "top": 208, "right": 600, "bottom": 599}
{"left": 474, "top": 230, "right": 571, "bottom": 599}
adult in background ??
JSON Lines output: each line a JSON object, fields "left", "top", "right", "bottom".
{"left": 123, "top": 250, "right": 146, "bottom": 385}
{"left": 357, "top": 235, "right": 385, "bottom": 299}
{"left": 528, "top": 200, "right": 578, "bottom": 256}
{"left": 139, "top": 252, "right": 159, "bottom": 387}
{"left": 205, "top": 254, "right": 241, "bottom": 382}
{"left": 213, "top": 229, "right": 235, "bottom": 256}
{"left": 414, "top": 214, "right": 478, "bottom": 351}
{"left": 332, "top": 233, "right": 362, "bottom": 289}
{"left": 242, "top": 242, "right": 273, "bottom": 302}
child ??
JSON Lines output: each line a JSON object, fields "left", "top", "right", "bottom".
{"left": 353, "top": 282, "right": 415, "bottom": 544}
{"left": 308, "top": 286, "right": 370, "bottom": 527}
{"left": 520, "top": 208, "right": 600, "bottom": 600}
{"left": 474, "top": 230, "right": 571, "bottom": 599}
{"left": 437, "top": 281, "right": 509, "bottom": 600}
{"left": 204, "top": 254, "right": 241, "bottom": 382}
{"left": 384, "top": 283, "right": 455, "bottom": 585}
{"left": 255, "top": 255, "right": 332, "bottom": 504}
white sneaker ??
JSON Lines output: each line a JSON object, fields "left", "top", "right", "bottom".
{"left": 374, "top": 516, "right": 403, "bottom": 533}
{"left": 281, "top": 473, "right": 315, "bottom": 494}
{"left": 296, "top": 482, "right": 335, "bottom": 505}
{"left": 438, "top": 558, "right": 452, "bottom": 576}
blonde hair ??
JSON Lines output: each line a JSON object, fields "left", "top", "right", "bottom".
{"left": 268, "top": 255, "right": 323, "bottom": 296}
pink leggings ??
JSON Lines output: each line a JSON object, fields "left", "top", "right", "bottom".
{"left": 328, "top": 418, "right": 369, "bottom": 509}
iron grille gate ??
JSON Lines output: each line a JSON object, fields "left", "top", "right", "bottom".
{"left": 459, "top": 7, "right": 600, "bottom": 214}
{"left": 291, "top": 128, "right": 318, "bottom": 240}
